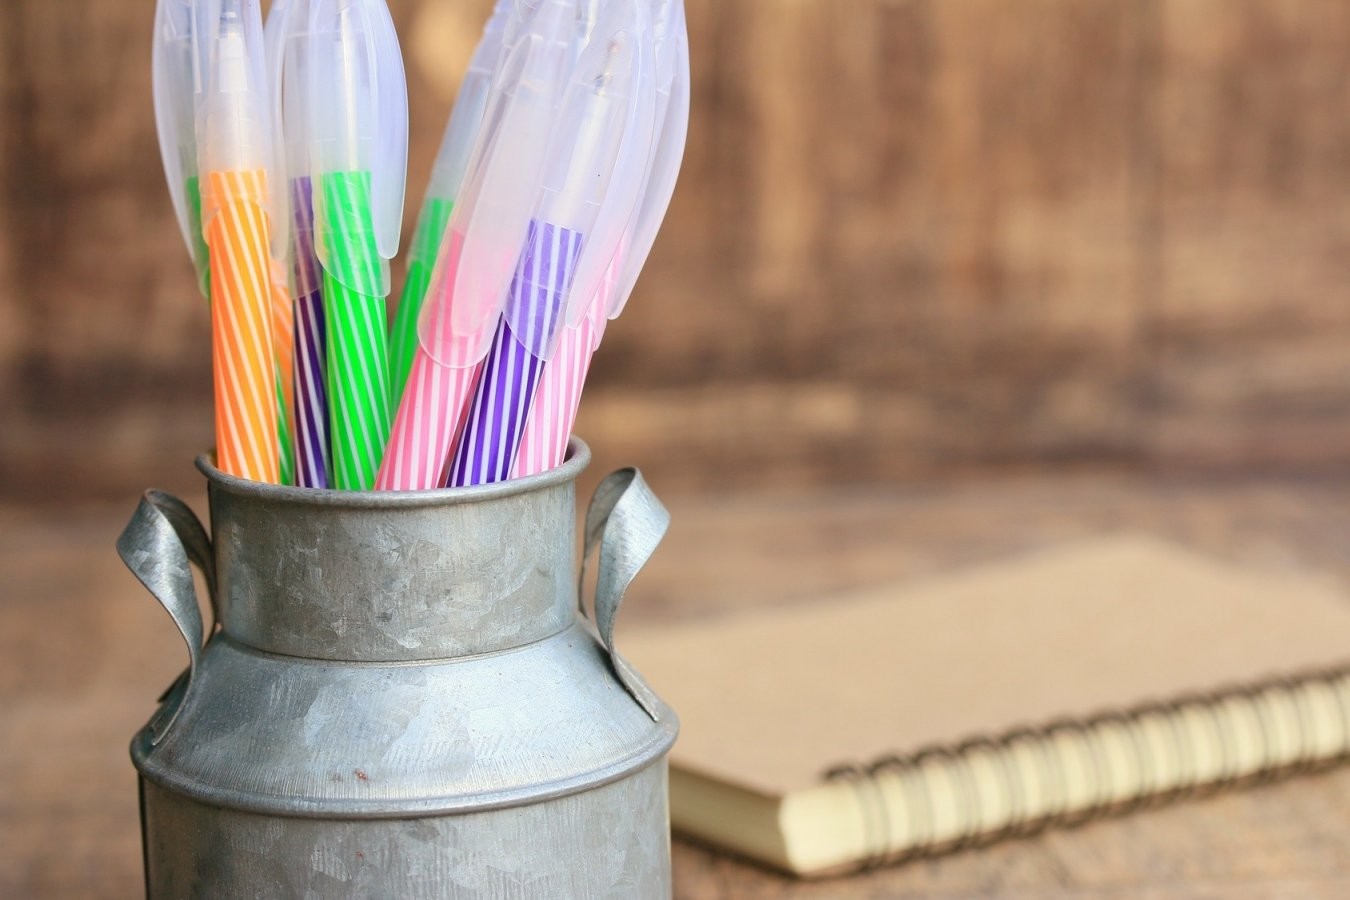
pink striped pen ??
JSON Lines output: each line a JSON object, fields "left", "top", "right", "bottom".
{"left": 376, "top": 231, "right": 483, "bottom": 490}
{"left": 379, "top": 0, "right": 577, "bottom": 490}
{"left": 512, "top": 253, "right": 617, "bottom": 478}
{"left": 511, "top": 314, "right": 604, "bottom": 478}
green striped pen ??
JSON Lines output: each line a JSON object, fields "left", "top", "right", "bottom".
{"left": 305, "top": 0, "right": 408, "bottom": 489}
{"left": 388, "top": 196, "right": 451, "bottom": 410}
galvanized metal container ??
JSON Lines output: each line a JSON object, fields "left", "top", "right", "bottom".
{"left": 118, "top": 440, "right": 678, "bottom": 898}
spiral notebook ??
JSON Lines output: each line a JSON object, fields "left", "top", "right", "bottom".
{"left": 620, "top": 535, "right": 1350, "bottom": 877}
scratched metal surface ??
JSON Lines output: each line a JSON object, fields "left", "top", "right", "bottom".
{"left": 207, "top": 448, "right": 585, "bottom": 661}
{"left": 142, "top": 766, "right": 671, "bottom": 899}
{"left": 124, "top": 440, "right": 677, "bottom": 897}
{"left": 132, "top": 626, "right": 675, "bottom": 816}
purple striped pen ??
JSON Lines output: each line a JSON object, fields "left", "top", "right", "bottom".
{"left": 289, "top": 176, "right": 331, "bottom": 487}
{"left": 447, "top": 10, "right": 647, "bottom": 487}
{"left": 449, "top": 222, "right": 582, "bottom": 486}
{"left": 266, "top": 0, "right": 331, "bottom": 486}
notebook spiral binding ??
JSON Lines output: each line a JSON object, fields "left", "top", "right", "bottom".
{"left": 824, "top": 664, "right": 1350, "bottom": 872}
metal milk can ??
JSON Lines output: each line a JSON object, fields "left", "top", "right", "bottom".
{"left": 118, "top": 440, "right": 678, "bottom": 898}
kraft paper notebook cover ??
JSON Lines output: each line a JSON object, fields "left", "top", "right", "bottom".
{"left": 620, "top": 535, "right": 1350, "bottom": 877}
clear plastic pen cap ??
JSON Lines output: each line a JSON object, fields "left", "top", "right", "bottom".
{"left": 306, "top": 0, "right": 409, "bottom": 280}
{"left": 268, "top": 0, "right": 317, "bottom": 181}
{"left": 193, "top": 0, "right": 273, "bottom": 180}
{"left": 152, "top": 0, "right": 209, "bottom": 295}
{"left": 417, "top": 0, "right": 574, "bottom": 368}
{"left": 423, "top": 0, "right": 513, "bottom": 205}
{"left": 557, "top": 0, "right": 658, "bottom": 329}
{"left": 570, "top": 0, "right": 681, "bottom": 329}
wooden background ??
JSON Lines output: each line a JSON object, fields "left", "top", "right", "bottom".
{"left": 7, "top": 4, "right": 1350, "bottom": 896}
{"left": 3, "top": 0, "right": 1350, "bottom": 503}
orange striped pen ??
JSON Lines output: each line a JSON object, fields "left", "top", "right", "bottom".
{"left": 196, "top": 1, "right": 280, "bottom": 482}
{"left": 205, "top": 169, "right": 279, "bottom": 482}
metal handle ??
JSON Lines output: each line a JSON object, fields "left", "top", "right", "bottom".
{"left": 580, "top": 468, "right": 670, "bottom": 722}
{"left": 117, "top": 490, "right": 216, "bottom": 745}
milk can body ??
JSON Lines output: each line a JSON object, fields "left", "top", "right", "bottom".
{"left": 120, "top": 440, "right": 678, "bottom": 897}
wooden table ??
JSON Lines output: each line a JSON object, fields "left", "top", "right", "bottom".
{"left": 6, "top": 472, "right": 1350, "bottom": 898}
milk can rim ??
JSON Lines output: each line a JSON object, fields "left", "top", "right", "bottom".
{"left": 195, "top": 438, "right": 591, "bottom": 509}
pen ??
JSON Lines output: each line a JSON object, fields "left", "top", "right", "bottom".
{"left": 377, "top": 0, "right": 573, "bottom": 490}
{"left": 194, "top": 0, "right": 281, "bottom": 483}
{"left": 558, "top": 0, "right": 659, "bottom": 332}
{"left": 515, "top": 0, "right": 683, "bottom": 477}
{"left": 266, "top": 0, "right": 332, "bottom": 488}
{"left": 511, "top": 245, "right": 619, "bottom": 478}
{"left": 306, "top": 0, "right": 408, "bottom": 490}
{"left": 159, "top": 0, "right": 295, "bottom": 483}
{"left": 449, "top": 2, "right": 651, "bottom": 487}
{"left": 387, "top": 0, "right": 511, "bottom": 412}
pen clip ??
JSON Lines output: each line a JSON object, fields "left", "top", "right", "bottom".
{"left": 367, "top": 0, "right": 409, "bottom": 261}
{"left": 262, "top": 0, "right": 295, "bottom": 262}
{"left": 574, "top": 231, "right": 624, "bottom": 353}
{"left": 421, "top": 0, "right": 512, "bottom": 208}
{"left": 610, "top": 2, "right": 689, "bottom": 319}
{"left": 307, "top": 0, "right": 408, "bottom": 282}
{"left": 153, "top": 0, "right": 209, "bottom": 297}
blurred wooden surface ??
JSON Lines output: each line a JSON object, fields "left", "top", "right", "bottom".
{"left": 3, "top": 1, "right": 1350, "bottom": 504}
{"left": 7, "top": 474, "right": 1350, "bottom": 897}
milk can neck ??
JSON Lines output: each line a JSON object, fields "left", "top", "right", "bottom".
{"left": 201, "top": 441, "right": 590, "bottom": 662}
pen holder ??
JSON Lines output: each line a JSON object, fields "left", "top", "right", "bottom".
{"left": 119, "top": 439, "right": 678, "bottom": 898}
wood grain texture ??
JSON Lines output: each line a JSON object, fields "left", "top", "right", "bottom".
{"left": 8, "top": 476, "right": 1350, "bottom": 897}
{"left": 3, "top": 0, "right": 1350, "bottom": 502}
